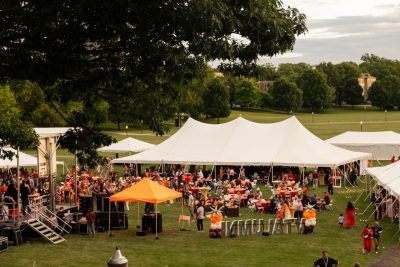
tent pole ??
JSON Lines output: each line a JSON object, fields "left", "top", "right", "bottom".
{"left": 108, "top": 200, "right": 111, "bottom": 236}
{"left": 17, "top": 146, "right": 20, "bottom": 213}
{"left": 271, "top": 164, "right": 274, "bottom": 182}
{"left": 137, "top": 202, "right": 140, "bottom": 228}
{"left": 181, "top": 197, "right": 184, "bottom": 216}
{"left": 155, "top": 203, "right": 159, "bottom": 239}
{"left": 214, "top": 164, "right": 216, "bottom": 180}
{"left": 75, "top": 152, "right": 78, "bottom": 206}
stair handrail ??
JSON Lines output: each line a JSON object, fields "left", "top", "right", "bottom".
{"left": 28, "top": 203, "right": 72, "bottom": 234}
{"left": 0, "top": 196, "right": 18, "bottom": 227}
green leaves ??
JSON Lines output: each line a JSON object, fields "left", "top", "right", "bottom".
{"left": 0, "top": 0, "right": 307, "bottom": 163}
{"left": 269, "top": 77, "right": 302, "bottom": 112}
{"left": 0, "top": 85, "right": 38, "bottom": 159}
{"left": 58, "top": 127, "right": 115, "bottom": 168}
{"left": 297, "top": 69, "right": 334, "bottom": 111}
{"left": 202, "top": 78, "right": 231, "bottom": 122}
{"left": 369, "top": 75, "right": 400, "bottom": 109}
{"left": 233, "top": 77, "right": 261, "bottom": 108}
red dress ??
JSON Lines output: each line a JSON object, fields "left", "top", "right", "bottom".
{"left": 345, "top": 208, "right": 355, "bottom": 227}
{"left": 362, "top": 227, "right": 373, "bottom": 253}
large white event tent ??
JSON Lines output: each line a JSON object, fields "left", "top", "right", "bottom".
{"left": 112, "top": 116, "right": 370, "bottom": 168}
{"left": 365, "top": 161, "right": 400, "bottom": 198}
{"left": 326, "top": 131, "right": 400, "bottom": 160}
{"left": 97, "top": 137, "right": 154, "bottom": 153}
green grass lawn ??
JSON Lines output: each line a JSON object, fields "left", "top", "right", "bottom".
{"left": 1, "top": 184, "right": 399, "bottom": 267}
{"left": 9, "top": 107, "right": 400, "bottom": 266}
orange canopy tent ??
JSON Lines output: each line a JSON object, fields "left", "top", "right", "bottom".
{"left": 108, "top": 178, "right": 182, "bottom": 238}
{"left": 109, "top": 178, "right": 182, "bottom": 203}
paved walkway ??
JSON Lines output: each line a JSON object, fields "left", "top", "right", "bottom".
{"left": 367, "top": 246, "right": 400, "bottom": 267}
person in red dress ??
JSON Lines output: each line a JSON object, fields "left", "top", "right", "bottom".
{"left": 345, "top": 201, "right": 355, "bottom": 228}
{"left": 362, "top": 223, "right": 373, "bottom": 254}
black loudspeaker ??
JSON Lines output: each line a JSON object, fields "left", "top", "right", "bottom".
{"left": 142, "top": 213, "right": 162, "bottom": 233}
{"left": 0, "top": 236, "right": 8, "bottom": 252}
{"left": 95, "top": 195, "right": 124, "bottom": 212}
{"left": 79, "top": 196, "right": 93, "bottom": 217}
{"left": 95, "top": 212, "right": 128, "bottom": 230}
{"left": 96, "top": 194, "right": 109, "bottom": 211}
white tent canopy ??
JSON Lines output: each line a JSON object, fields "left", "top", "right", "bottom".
{"left": 365, "top": 161, "right": 400, "bottom": 198}
{"left": 97, "top": 137, "right": 154, "bottom": 153}
{"left": 112, "top": 116, "right": 370, "bottom": 168}
{"left": 0, "top": 147, "right": 37, "bottom": 168}
{"left": 326, "top": 131, "right": 400, "bottom": 160}
{"left": 0, "top": 147, "right": 64, "bottom": 168}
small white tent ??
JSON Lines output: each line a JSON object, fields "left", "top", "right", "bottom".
{"left": 0, "top": 147, "right": 37, "bottom": 168}
{"left": 326, "top": 131, "right": 400, "bottom": 160}
{"left": 97, "top": 137, "right": 154, "bottom": 153}
{"left": 0, "top": 147, "right": 64, "bottom": 169}
{"left": 112, "top": 116, "right": 370, "bottom": 168}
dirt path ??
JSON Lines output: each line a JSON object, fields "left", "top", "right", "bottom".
{"left": 367, "top": 246, "right": 400, "bottom": 267}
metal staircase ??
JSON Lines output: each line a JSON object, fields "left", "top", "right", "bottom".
{"left": 25, "top": 218, "right": 65, "bottom": 244}
{"left": 23, "top": 196, "right": 72, "bottom": 244}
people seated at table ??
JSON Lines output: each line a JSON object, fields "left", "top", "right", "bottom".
{"left": 276, "top": 206, "right": 284, "bottom": 220}
{"left": 310, "top": 192, "right": 318, "bottom": 206}
{"left": 270, "top": 194, "right": 280, "bottom": 214}
{"left": 254, "top": 188, "right": 262, "bottom": 200}
{"left": 321, "top": 192, "right": 331, "bottom": 210}
{"left": 294, "top": 197, "right": 304, "bottom": 218}
{"left": 283, "top": 199, "right": 291, "bottom": 219}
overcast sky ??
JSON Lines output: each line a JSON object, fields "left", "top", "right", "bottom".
{"left": 260, "top": 0, "right": 400, "bottom": 66}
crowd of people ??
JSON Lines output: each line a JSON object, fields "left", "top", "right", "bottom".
{"left": 0, "top": 163, "right": 393, "bottom": 258}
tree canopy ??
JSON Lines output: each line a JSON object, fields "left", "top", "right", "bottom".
{"left": 0, "top": 0, "right": 307, "bottom": 163}
{"left": 368, "top": 75, "right": 400, "bottom": 109}
{"left": 269, "top": 77, "right": 302, "bottom": 112}
{"left": 297, "top": 69, "right": 334, "bottom": 111}
{"left": 233, "top": 77, "right": 261, "bottom": 108}
{"left": 0, "top": 85, "right": 37, "bottom": 159}
{"left": 202, "top": 78, "right": 231, "bottom": 123}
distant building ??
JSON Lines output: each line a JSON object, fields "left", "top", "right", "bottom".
{"left": 257, "top": 81, "right": 274, "bottom": 92}
{"left": 358, "top": 73, "right": 376, "bottom": 101}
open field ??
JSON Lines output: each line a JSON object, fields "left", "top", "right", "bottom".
{"left": 9, "top": 107, "right": 400, "bottom": 266}
{"left": 1, "top": 185, "right": 399, "bottom": 267}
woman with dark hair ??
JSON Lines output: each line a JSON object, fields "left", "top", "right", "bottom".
{"left": 345, "top": 201, "right": 355, "bottom": 228}
{"left": 362, "top": 223, "right": 373, "bottom": 254}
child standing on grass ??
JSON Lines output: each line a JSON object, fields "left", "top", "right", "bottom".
{"left": 338, "top": 213, "right": 345, "bottom": 227}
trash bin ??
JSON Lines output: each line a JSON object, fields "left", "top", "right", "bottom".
{"left": 107, "top": 247, "right": 128, "bottom": 267}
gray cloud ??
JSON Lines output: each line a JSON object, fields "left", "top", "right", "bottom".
{"left": 263, "top": 7, "right": 400, "bottom": 66}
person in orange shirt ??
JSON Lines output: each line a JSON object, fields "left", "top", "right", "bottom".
{"left": 63, "top": 182, "right": 71, "bottom": 203}
{"left": 219, "top": 167, "right": 224, "bottom": 179}
{"left": 163, "top": 178, "right": 169, "bottom": 188}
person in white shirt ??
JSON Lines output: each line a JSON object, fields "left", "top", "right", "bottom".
{"left": 188, "top": 191, "right": 195, "bottom": 218}
{"left": 255, "top": 188, "right": 262, "bottom": 200}
{"left": 196, "top": 204, "right": 205, "bottom": 232}
{"left": 198, "top": 169, "right": 204, "bottom": 179}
